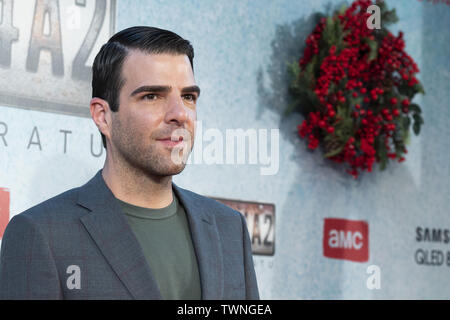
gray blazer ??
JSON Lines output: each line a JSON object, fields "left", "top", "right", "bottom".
{"left": 0, "top": 170, "right": 259, "bottom": 300}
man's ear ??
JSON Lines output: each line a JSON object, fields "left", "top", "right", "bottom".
{"left": 90, "top": 97, "right": 112, "bottom": 143}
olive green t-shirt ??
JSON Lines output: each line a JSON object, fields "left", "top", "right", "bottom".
{"left": 116, "top": 194, "right": 201, "bottom": 300}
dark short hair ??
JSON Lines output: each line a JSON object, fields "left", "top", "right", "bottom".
{"left": 92, "top": 26, "right": 195, "bottom": 148}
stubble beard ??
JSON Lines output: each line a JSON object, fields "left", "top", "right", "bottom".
{"left": 110, "top": 117, "right": 192, "bottom": 179}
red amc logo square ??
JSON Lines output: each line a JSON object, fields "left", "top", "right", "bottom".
{"left": 0, "top": 188, "right": 10, "bottom": 239}
{"left": 323, "top": 218, "right": 369, "bottom": 263}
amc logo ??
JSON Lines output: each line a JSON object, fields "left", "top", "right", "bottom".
{"left": 0, "top": 188, "right": 10, "bottom": 238}
{"left": 323, "top": 218, "right": 369, "bottom": 262}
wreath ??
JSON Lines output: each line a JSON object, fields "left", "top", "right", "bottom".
{"left": 288, "top": 0, "right": 425, "bottom": 178}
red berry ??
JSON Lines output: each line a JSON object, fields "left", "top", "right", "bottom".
{"left": 402, "top": 99, "right": 410, "bottom": 107}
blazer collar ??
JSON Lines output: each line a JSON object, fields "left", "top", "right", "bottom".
{"left": 77, "top": 170, "right": 162, "bottom": 299}
{"left": 77, "top": 170, "right": 224, "bottom": 300}
{"left": 173, "top": 184, "right": 224, "bottom": 299}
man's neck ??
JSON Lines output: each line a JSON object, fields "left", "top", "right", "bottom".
{"left": 101, "top": 156, "right": 174, "bottom": 209}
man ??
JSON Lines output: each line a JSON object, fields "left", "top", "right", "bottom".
{"left": 0, "top": 26, "right": 259, "bottom": 300}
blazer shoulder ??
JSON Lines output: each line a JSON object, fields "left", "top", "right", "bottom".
{"left": 15, "top": 186, "right": 82, "bottom": 223}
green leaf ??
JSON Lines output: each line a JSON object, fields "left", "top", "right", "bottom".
{"left": 413, "top": 122, "right": 421, "bottom": 135}
{"left": 334, "top": 117, "right": 353, "bottom": 140}
{"left": 375, "top": 135, "right": 387, "bottom": 170}
{"left": 403, "top": 115, "right": 411, "bottom": 128}
{"left": 379, "top": 149, "right": 387, "bottom": 170}
{"left": 404, "top": 128, "right": 411, "bottom": 145}
{"left": 393, "top": 132, "right": 405, "bottom": 158}
{"left": 398, "top": 84, "right": 415, "bottom": 100}
{"left": 364, "top": 37, "right": 378, "bottom": 62}
{"left": 320, "top": 15, "right": 345, "bottom": 54}
{"left": 378, "top": 0, "right": 399, "bottom": 27}
{"left": 336, "top": 105, "right": 352, "bottom": 120}
{"left": 287, "top": 61, "right": 300, "bottom": 78}
{"left": 324, "top": 145, "right": 345, "bottom": 158}
{"left": 412, "top": 113, "right": 424, "bottom": 135}
{"left": 401, "top": 116, "right": 411, "bottom": 142}
{"left": 414, "top": 82, "right": 425, "bottom": 95}
{"left": 413, "top": 113, "right": 424, "bottom": 125}
{"left": 336, "top": 105, "right": 345, "bottom": 118}
{"left": 326, "top": 16, "right": 334, "bottom": 31}
{"left": 408, "top": 103, "right": 422, "bottom": 114}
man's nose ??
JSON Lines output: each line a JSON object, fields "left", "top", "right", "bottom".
{"left": 165, "top": 95, "right": 188, "bottom": 125}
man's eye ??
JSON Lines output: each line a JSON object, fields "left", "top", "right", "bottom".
{"left": 183, "top": 94, "right": 196, "bottom": 102}
{"left": 143, "top": 94, "right": 158, "bottom": 100}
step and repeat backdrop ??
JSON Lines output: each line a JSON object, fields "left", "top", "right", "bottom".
{"left": 1, "top": 0, "right": 450, "bottom": 299}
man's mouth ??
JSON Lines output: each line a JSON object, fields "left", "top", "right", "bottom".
{"left": 156, "top": 136, "right": 184, "bottom": 147}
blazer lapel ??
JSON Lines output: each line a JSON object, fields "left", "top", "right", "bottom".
{"left": 77, "top": 170, "right": 162, "bottom": 300}
{"left": 173, "top": 184, "right": 224, "bottom": 300}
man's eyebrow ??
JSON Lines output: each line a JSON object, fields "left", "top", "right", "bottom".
{"left": 130, "top": 85, "right": 201, "bottom": 97}
{"left": 130, "top": 85, "right": 171, "bottom": 97}
{"left": 181, "top": 85, "right": 201, "bottom": 97}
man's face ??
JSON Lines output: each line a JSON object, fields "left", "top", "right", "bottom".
{"left": 109, "top": 51, "right": 199, "bottom": 177}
